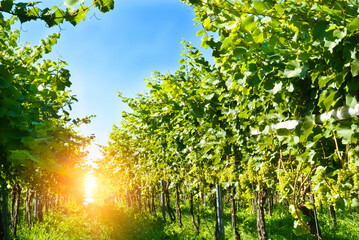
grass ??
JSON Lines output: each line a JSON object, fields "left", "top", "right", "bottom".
{"left": 16, "top": 205, "right": 166, "bottom": 240}
{"left": 14, "top": 203, "right": 359, "bottom": 240}
{"left": 319, "top": 210, "right": 359, "bottom": 240}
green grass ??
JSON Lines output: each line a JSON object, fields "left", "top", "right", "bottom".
{"left": 16, "top": 205, "right": 166, "bottom": 240}
{"left": 14, "top": 203, "right": 359, "bottom": 240}
{"left": 319, "top": 210, "right": 359, "bottom": 240}
{"left": 16, "top": 208, "right": 111, "bottom": 240}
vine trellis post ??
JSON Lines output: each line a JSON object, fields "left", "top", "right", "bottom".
{"left": 160, "top": 180, "right": 166, "bottom": 223}
{"left": 216, "top": 184, "right": 225, "bottom": 240}
{"left": 311, "top": 193, "right": 322, "bottom": 240}
{"left": 1, "top": 182, "right": 9, "bottom": 240}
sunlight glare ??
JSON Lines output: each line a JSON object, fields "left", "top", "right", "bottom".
{"left": 86, "top": 144, "right": 102, "bottom": 161}
{"left": 84, "top": 170, "right": 97, "bottom": 205}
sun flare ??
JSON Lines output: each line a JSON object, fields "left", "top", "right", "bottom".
{"left": 84, "top": 170, "right": 97, "bottom": 205}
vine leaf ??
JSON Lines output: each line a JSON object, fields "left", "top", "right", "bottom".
{"left": 67, "top": 6, "right": 89, "bottom": 26}
{"left": 94, "top": 0, "right": 114, "bottom": 13}
{"left": 352, "top": 198, "right": 359, "bottom": 208}
{"left": 347, "top": 17, "right": 359, "bottom": 33}
{"left": 283, "top": 61, "right": 301, "bottom": 78}
{"left": 0, "top": 0, "right": 13, "bottom": 12}
{"left": 337, "top": 124, "right": 352, "bottom": 143}
{"left": 243, "top": 15, "right": 255, "bottom": 32}
{"left": 346, "top": 94, "right": 358, "bottom": 108}
{"left": 203, "top": 17, "right": 211, "bottom": 29}
{"left": 65, "top": 0, "right": 82, "bottom": 8}
{"left": 350, "top": 58, "right": 359, "bottom": 77}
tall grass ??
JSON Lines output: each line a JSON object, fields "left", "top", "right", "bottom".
{"left": 14, "top": 203, "right": 359, "bottom": 240}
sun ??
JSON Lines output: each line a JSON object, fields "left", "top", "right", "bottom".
{"left": 84, "top": 170, "right": 97, "bottom": 205}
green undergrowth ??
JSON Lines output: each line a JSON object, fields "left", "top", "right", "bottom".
{"left": 161, "top": 204, "right": 313, "bottom": 240}
{"left": 319, "top": 210, "right": 359, "bottom": 240}
{"left": 16, "top": 205, "right": 166, "bottom": 240}
{"left": 163, "top": 205, "right": 359, "bottom": 240}
{"left": 14, "top": 204, "right": 359, "bottom": 240}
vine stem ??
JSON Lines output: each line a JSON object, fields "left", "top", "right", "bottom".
{"left": 291, "top": 161, "right": 310, "bottom": 233}
{"left": 332, "top": 131, "right": 344, "bottom": 167}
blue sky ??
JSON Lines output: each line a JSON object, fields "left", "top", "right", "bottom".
{"left": 17, "top": 0, "right": 211, "bottom": 159}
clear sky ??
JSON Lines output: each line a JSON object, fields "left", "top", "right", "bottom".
{"left": 17, "top": 0, "right": 211, "bottom": 159}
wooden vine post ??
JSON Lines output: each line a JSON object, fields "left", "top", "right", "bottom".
{"left": 216, "top": 184, "right": 225, "bottom": 240}
{"left": 311, "top": 194, "right": 322, "bottom": 240}
{"left": 137, "top": 188, "right": 142, "bottom": 212}
{"left": 1, "top": 182, "right": 9, "bottom": 240}
{"left": 33, "top": 193, "right": 37, "bottom": 220}
{"left": 160, "top": 180, "right": 166, "bottom": 223}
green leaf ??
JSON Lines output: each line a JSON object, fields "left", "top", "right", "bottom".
{"left": 351, "top": 198, "right": 359, "bottom": 208}
{"left": 283, "top": 61, "right": 301, "bottom": 78}
{"left": 303, "top": 120, "right": 314, "bottom": 131}
{"left": 313, "top": 21, "right": 328, "bottom": 40}
{"left": 43, "top": 8, "right": 65, "bottom": 27}
{"left": 26, "top": 7, "right": 41, "bottom": 19}
{"left": 335, "top": 198, "right": 345, "bottom": 211}
{"left": 293, "top": 220, "right": 306, "bottom": 236}
{"left": 203, "top": 17, "right": 211, "bottom": 29}
{"left": 252, "top": 28, "right": 264, "bottom": 43}
{"left": 0, "top": 107, "right": 7, "bottom": 117}
{"left": 346, "top": 94, "right": 358, "bottom": 108}
{"left": 0, "top": 0, "right": 13, "bottom": 11}
{"left": 14, "top": 4, "right": 29, "bottom": 23}
{"left": 350, "top": 58, "right": 359, "bottom": 77}
{"left": 203, "top": 93, "right": 215, "bottom": 100}
{"left": 277, "top": 128, "right": 290, "bottom": 136}
{"left": 67, "top": 6, "right": 89, "bottom": 26}
{"left": 233, "top": 47, "right": 247, "bottom": 59}
{"left": 300, "top": 64, "right": 309, "bottom": 79}
{"left": 53, "top": 9, "right": 65, "bottom": 25}
{"left": 0, "top": 76, "right": 10, "bottom": 88}
{"left": 225, "top": 77, "right": 233, "bottom": 89}
{"left": 272, "top": 81, "right": 282, "bottom": 94}
{"left": 94, "top": 0, "right": 114, "bottom": 13}
{"left": 347, "top": 17, "right": 359, "bottom": 32}
{"left": 355, "top": 157, "right": 359, "bottom": 167}
{"left": 274, "top": 4, "right": 284, "bottom": 14}
{"left": 221, "top": 36, "right": 232, "bottom": 50}
{"left": 333, "top": 29, "right": 346, "bottom": 39}
{"left": 65, "top": 0, "right": 81, "bottom": 8}
{"left": 196, "top": 29, "right": 205, "bottom": 36}
{"left": 334, "top": 71, "right": 347, "bottom": 88}
{"left": 313, "top": 133, "right": 322, "bottom": 142}
{"left": 243, "top": 15, "right": 256, "bottom": 32}
{"left": 9, "top": 150, "right": 35, "bottom": 161}
{"left": 318, "top": 75, "right": 333, "bottom": 88}
{"left": 300, "top": 120, "right": 314, "bottom": 142}
{"left": 253, "top": 1, "right": 270, "bottom": 13}
{"left": 319, "top": 90, "right": 336, "bottom": 112}
{"left": 337, "top": 124, "right": 352, "bottom": 143}
{"left": 179, "top": 58, "right": 186, "bottom": 64}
